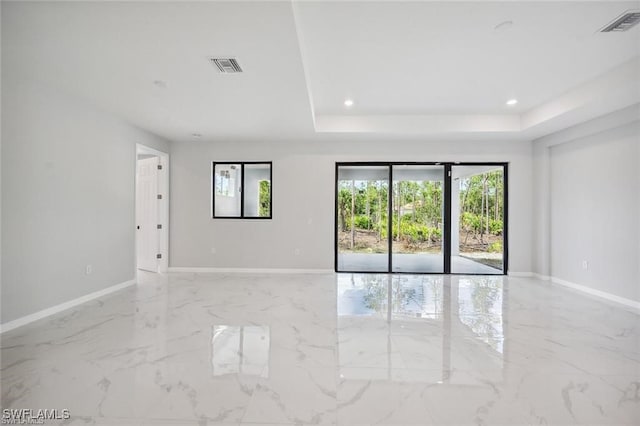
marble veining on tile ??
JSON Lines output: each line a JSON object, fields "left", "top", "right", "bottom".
{"left": 1, "top": 272, "right": 639, "bottom": 425}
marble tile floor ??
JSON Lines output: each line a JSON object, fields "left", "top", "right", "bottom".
{"left": 1, "top": 272, "right": 639, "bottom": 425}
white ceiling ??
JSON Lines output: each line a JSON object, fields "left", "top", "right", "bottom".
{"left": 3, "top": 1, "right": 640, "bottom": 142}
{"left": 297, "top": 1, "right": 639, "bottom": 114}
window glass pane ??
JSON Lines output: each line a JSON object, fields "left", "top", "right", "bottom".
{"left": 336, "top": 165, "right": 389, "bottom": 272}
{"left": 243, "top": 163, "right": 271, "bottom": 218}
{"left": 391, "top": 165, "right": 444, "bottom": 273}
{"left": 451, "top": 165, "right": 504, "bottom": 274}
{"left": 214, "top": 163, "right": 242, "bottom": 217}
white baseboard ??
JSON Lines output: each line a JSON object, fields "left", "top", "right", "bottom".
{"left": 550, "top": 276, "right": 640, "bottom": 311}
{"left": 506, "top": 272, "right": 638, "bottom": 310}
{"left": 167, "top": 267, "right": 334, "bottom": 274}
{"left": 508, "top": 271, "right": 534, "bottom": 277}
{"left": 0, "top": 279, "right": 136, "bottom": 334}
{"left": 533, "top": 273, "right": 551, "bottom": 281}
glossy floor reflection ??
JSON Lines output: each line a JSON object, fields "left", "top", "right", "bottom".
{"left": 337, "top": 253, "right": 501, "bottom": 274}
{"left": 1, "top": 272, "right": 639, "bottom": 425}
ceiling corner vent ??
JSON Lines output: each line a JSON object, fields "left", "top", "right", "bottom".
{"left": 600, "top": 10, "right": 640, "bottom": 32}
{"left": 209, "top": 57, "right": 243, "bottom": 74}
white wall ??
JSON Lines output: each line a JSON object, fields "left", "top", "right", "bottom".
{"left": 1, "top": 76, "right": 170, "bottom": 324}
{"left": 170, "top": 139, "right": 532, "bottom": 272}
{"left": 532, "top": 141, "right": 551, "bottom": 277}
{"left": 549, "top": 121, "right": 639, "bottom": 302}
{"left": 532, "top": 105, "right": 640, "bottom": 303}
{"left": 0, "top": 2, "right": 3, "bottom": 317}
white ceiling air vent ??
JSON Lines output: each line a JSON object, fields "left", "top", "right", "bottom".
{"left": 600, "top": 10, "right": 640, "bottom": 32}
{"left": 209, "top": 58, "right": 243, "bottom": 74}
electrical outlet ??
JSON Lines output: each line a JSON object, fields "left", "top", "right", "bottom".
{"left": 211, "top": 247, "right": 217, "bottom": 255}
{"left": 294, "top": 248, "right": 301, "bottom": 256}
{"left": 85, "top": 264, "right": 93, "bottom": 275}
{"left": 582, "top": 260, "right": 589, "bottom": 270}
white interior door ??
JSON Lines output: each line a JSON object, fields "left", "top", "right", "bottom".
{"left": 136, "top": 156, "right": 160, "bottom": 272}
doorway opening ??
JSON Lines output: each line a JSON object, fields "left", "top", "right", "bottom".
{"left": 335, "top": 162, "right": 508, "bottom": 275}
{"left": 135, "top": 144, "right": 169, "bottom": 272}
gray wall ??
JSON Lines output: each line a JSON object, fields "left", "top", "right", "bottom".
{"left": 531, "top": 141, "right": 551, "bottom": 278}
{"left": 549, "top": 120, "right": 639, "bottom": 302}
{"left": 0, "top": 2, "right": 3, "bottom": 320}
{"left": 169, "top": 139, "right": 533, "bottom": 272}
{"left": 1, "top": 76, "right": 170, "bottom": 323}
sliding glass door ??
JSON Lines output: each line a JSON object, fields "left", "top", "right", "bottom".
{"left": 336, "top": 165, "right": 389, "bottom": 272}
{"left": 335, "top": 163, "right": 507, "bottom": 275}
{"left": 450, "top": 165, "right": 506, "bottom": 274}
{"left": 391, "top": 165, "right": 445, "bottom": 273}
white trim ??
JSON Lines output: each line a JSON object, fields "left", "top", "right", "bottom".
{"left": 551, "top": 276, "right": 640, "bottom": 311}
{"left": 533, "top": 273, "right": 551, "bottom": 281}
{"left": 291, "top": 0, "right": 317, "bottom": 130}
{"left": 507, "top": 271, "right": 534, "bottom": 277}
{"left": 168, "top": 267, "right": 333, "bottom": 274}
{"left": 0, "top": 279, "right": 136, "bottom": 334}
{"left": 520, "top": 273, "right": 638, "bottom": 309}
{"left": 533, "top": 104, "right": 640, "bottom": 148}
{"left": 135, "top": 144, "right": 170, "bottom": 273}
{"left": 136, "top": 144, "right": 167, "bottom": 158}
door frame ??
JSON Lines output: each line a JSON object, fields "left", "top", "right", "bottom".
{"left": 334, "top": 161, "right": 508, "bottom": 275}
{"left": 135, "top": 144, "right": 170, "bottom": 273}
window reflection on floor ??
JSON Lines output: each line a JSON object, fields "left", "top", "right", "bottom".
{"left": 458, "top": 277, "right": 504, "bottom": 353}
{"left": 337, "top": 274, "right": 505, "bottom": 384}
{"left": 211, "top": 325, "right": 270, "bottom": 377}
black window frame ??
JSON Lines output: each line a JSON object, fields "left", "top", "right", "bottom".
{"left": 334, "top": 161, "right": 508, "bottom": 275}
{"left": 212, "top": 161, "right": 273, "bottom": 219}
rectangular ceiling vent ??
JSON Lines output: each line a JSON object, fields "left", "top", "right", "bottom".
{"left": 209, "top": 58, "right": 243, "bottom": 74}
{"left": 600, "top": 10, "right": 640, "bottom": 32}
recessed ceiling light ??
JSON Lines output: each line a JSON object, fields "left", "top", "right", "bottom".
{"left": 506, "top": 99, "right": 518, "bottom": 106}
{"left": 153, "top": 80, "right": 167, "bottom": 89}
{"left": 344, "top": 99, "right": 354, "bottom": 107}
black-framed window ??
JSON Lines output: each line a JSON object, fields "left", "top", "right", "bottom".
{"left": 334, "top": 162, "right": 508, "bottom": 275}
{"left": 212, "top": 162, "right": 272, "bottom": 219}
